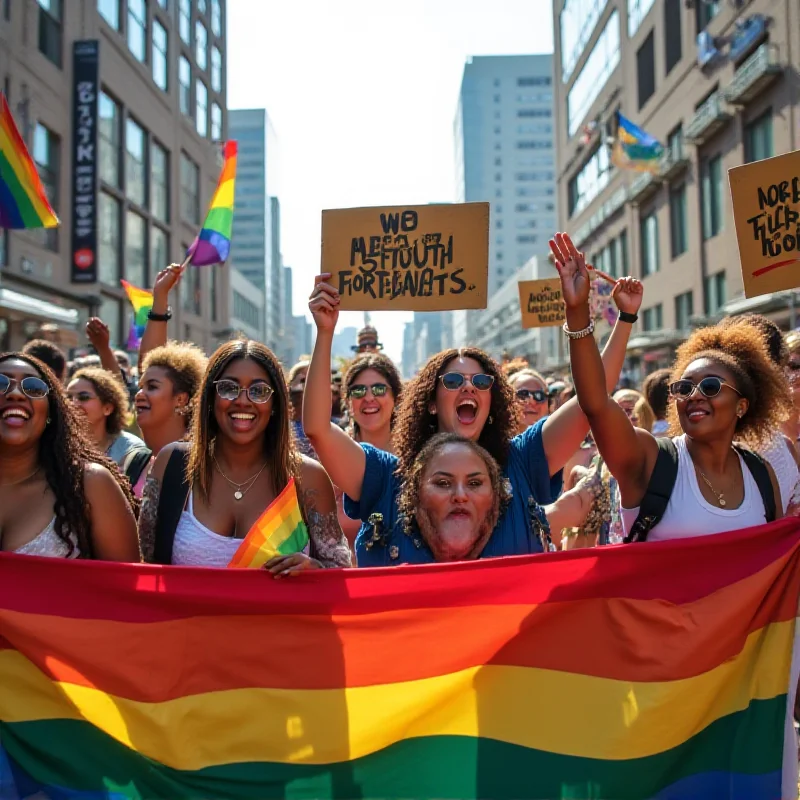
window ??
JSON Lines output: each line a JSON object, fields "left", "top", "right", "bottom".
{"left": 517, "top": 108, "right": 551, "bottom": 118}
{"left": 98, "top": 92, "right": 121, "bottom": 188}
{"left": 704, "top": 271, "right": 726, "bottom": 316}
{"left": 3, "top": 0, "right": 10, "bottom": 20}
{"left": 637, "top": 32, "right": 656, "bottom": 109}
{"left": 620, "top": 229, "right": 629, "bottom": 274}
{"left": 37, "top": 0, "right": 62, "bottom": 67}
{"left": 559, "top": 0, "right": 609, "bottom": 81}
{"left": 180, "top": 153, "right": 200, "bottom": 224}
{"left": 568, "top": 145, "right": 612, "bottom": 216}
{"left": 642, "top": 304, "right": 663, "bottom": 331}
{"left": 33, "top": 123, "right": 59, "bottom": 250}
{"left": 126, "top": 211, "right": 147, "bottom": 287}
{"left": 211, "top": 0, "right": 222, "bottom": 36}
{"left": 125, "top": 118, "right": 146, "bottom": 206}
{"left": 628, "top": 0, "right": 656, "bottom": 37}
{"left": 517, "top": 235, "right": 537, "bottom": 243}
{"left": 675, "top": 291, "right": 693, "bottom": 330}
{"left": 640, "top": 211, "right": 659, "bottom": 275}
{"left": 210, "top": 266, "right": 218, "bottom": 322}
{"left": 211, "top": 46, "right": 222, "bottom": 92}
{"left": 515, "top": 219, "right": 536, "bottom": 229}
{"left": 98, "top": 192, "right": 121, "bottom": 284}
{"left": 197, "top": 0, "right": 206, "bottom": 11}
{"left": 179, "top": 57, "right": 192, "bottom": 116}
{"left": 150, "top": 141, "right": 169, "bottom": 222}
{"left": 697, "top": 0, "right": 719, "bottom": 31}
{"left": 567, "top": 11, "right": 620, "bottom": 136}
{"left": 516, "top": 171, "right": 554, "bottom": 181}
{"left": 701, "top": 154, "right": 723, "bottom": 239}
{"left": 97, "top": 0, "right": 120, "bottom": 29}
{"left": 516, "top": 141, "right": 550, "bottom": 150}
{"left": 152, "top": 19, "right": 168, "bottom": 91}
{"left": 517, "top": 76, "right": 550, "bottom": 86}
{"left": 151, "top": 226, "right": 169, "bottom": 278}
{"left": 195, "top": 21, "right": 208, "bottom": 70}
{"left": 127, "top": 0, "right": 146, "bottom": 62}
{"left": 100, "top": 296, "right": 122, "bottom": 348}
{"left": 196, "top": 80, "right": 208, "bottom": 136}
{"left": 156, "top": 0, "right": 168, "bottom": 7}
{"left": 211, "top": 103, "right": 222, "bottom": 140}
{"left": 179, "top": 0, "right": 191, "bottom": 44}
{"left": 667, "top": 125, "right": 684, "bottom": 160}
{"left": 182, "top": 263, "right": 202, "bottom": 314}
{"left": 664, "top": 0, "right": 682, "bottom": 74}
{"left": 669, "top": 184, "right": 687, "bottom": 258}
{"left": 744, "top": 112, "right": 773, "bottom": 163}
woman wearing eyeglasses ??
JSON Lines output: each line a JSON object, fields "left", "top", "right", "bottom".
{"left": 138, "top": 339, "right": 351, "bottom": 571}
{"left": 304, "top": 270, "right": 642, "bottom": 566}
{"left": 0, "top": 353, "right": 140, "bottom": 560}
{"left": 508, "top": 368, "right": 549, "bottom": 434}
{"left": 553, "top": 233, "right": 787, "bottom": 542}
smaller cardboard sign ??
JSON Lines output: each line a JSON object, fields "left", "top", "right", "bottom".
{"left": 729, "top": 150, "right": 800, "bottom": 298}
{"left": 518, "top": 279, "right": 566, "bottom": 328}
{"left": 320, "top": 203, "right": 489, "bottom": 311}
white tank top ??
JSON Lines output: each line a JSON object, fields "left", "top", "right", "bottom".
{"left": 758, "top": 431, "right": 798, "bottom": 515}
{"left": 620, "top": 435, "right": 768, "bottom": 542}
{"left": 172, "top": 493, "right": 242, "bottom": 567}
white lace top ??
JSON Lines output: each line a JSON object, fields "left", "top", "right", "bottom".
{"left": 13, "top": 518, "right": 80, "bottom": 559}
{"left": 172, "top": 492, "right": 242, "bottom": 567}
{"left": 758, "top": 431, "right": 799, "bottom": 515}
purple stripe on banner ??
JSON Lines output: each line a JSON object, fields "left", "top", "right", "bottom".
{"left": 652, "top": 770, "right": 781, "bottom": 799}
{"left": 198, "top": 229, "right": 230, "bottom": 262}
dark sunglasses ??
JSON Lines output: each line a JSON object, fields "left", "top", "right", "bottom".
{"left": 669, "top": 377, "right": 743, "bottom": 400}
{"left": 214, "top": 379, "right": 274, "bottom": 404}
{"left": 0, "top": 374, "right": 50, "bottom": 399}
{"left": 516, "top": 388, "right": 547, "bottom": 403}
{"left": 439, "top": 372, "right": 495, "bottom": 392}
{"left": 348, "top": 383, "right": 389, "bottom": 399}
{"left": 68, "top": 392, "right": 98, "bottom": 403}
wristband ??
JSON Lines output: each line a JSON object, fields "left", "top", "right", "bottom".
{"left": 562, "top": 319, "right": 595, "bottom": 339}
{"left": 618, "top": 311, "right": 638, "bottom": 324}
{"left": 148, "top": 306, "right": 172, "bottom": 322}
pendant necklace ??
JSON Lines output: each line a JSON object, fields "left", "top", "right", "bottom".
{"left": 213, "top": 456, "right": 268, "bottom": 501}
{"left": 697, "top": 469, "right": 727, "bottom": 507}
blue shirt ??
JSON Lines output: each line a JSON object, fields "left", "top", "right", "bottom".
{"left": 345, "top": 418, "right": 562, "bottom": 566}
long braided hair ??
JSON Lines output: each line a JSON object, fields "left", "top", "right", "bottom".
{"left": 0, "top": 353, "right": 138, "bottom": 557}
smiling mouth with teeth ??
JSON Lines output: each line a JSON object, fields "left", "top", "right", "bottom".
{"left": 230, "top": 413, "right": 256, "bottom": 420}
{"left": 456, "top": 399, "right": 478, "bottom": 424}
{"left": 1, "top": 409, "right": 31, "bottom": 420}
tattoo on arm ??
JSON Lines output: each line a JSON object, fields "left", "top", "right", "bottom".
{"left": 138, "top": 476, "right": 161, "bottom": 564}
{"left": 300, "top": 487, "right": 352, "bottom": 568}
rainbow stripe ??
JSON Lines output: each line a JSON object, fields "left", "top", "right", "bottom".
{"left": 228, "top": 478, "right": 309, "bottom": 568}
{"left": 186, "top": 140, "right": 236, "bottom": 266}
{"left": 611, "top": 112, "right": 664, "bottom": 175}
{"left": 120, "top": 279, "right": 154, "bottom": 344}
{"left": 0, "top": 93, "right": 59, "bottom": 229}
{"left": 1, "top": 520, "right": 799, "bottom": 799}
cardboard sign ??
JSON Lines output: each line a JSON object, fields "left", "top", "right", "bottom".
{"left": 518, "top": 279, "right": 566, "bottom": 328}
{"left": 729, "top": 150, "right": 800, "bottom": 298}
{"left": 321, "top": 203, "right": 489, "bottom": 311}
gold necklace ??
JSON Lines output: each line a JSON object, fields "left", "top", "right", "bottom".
{"left": 0, "top": 466, "right": 41, "bottom": 488}
{"left": 696, "top": 468, "right": 727, "bottom": 507}
{"left": 213, "top": 456, "right": 268, "bottom": 501}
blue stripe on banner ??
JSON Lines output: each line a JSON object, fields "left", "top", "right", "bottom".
{"left": 651, "top": 769, "right": 782, "bottom": 800}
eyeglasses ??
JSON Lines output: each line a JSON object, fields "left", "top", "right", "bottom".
{"left": 439, "top": 372, "right": 495, "bottom": 392}
{"left": 669, "top": 377, "right": 743, "bottom": 400}
{"left": 516, "top": 388, "right": 547, "bottom": 403}
{"left": 68, "top": 392, "right": 98, "bottom": 404}
{"left": 348, "top": 383, "right": 389, "bottom": 399}
{"left": 214, "top": 379, "right": 274, "bottom": 404}
{"left": 0, "top": 374, "right": 50, "bottom": 399}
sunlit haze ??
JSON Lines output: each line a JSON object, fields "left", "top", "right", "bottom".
{"left": 227, "top": 0, "right": 554, "bottom": 363}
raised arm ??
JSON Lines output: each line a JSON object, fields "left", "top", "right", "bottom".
{"left": 86, "top": 318, "right": 124, "bottom": 383}
{"left": 304, "top": 274, "right": 367, "bottom": 501}
{"left": 137, "top": 265, "right": 183, "bottom": 372}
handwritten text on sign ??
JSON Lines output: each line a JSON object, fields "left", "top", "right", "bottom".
{"left": 518, "top": 279, "right": 566, "bottom": 329}
{"left": 321, "top": 203, "right": 489, "bottom": 311}
{"left": 729, "top": 150, "right": 800, "bottom": 299}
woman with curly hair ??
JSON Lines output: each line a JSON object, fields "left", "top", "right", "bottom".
{"left": 138, "top": 339, "right": 351, "bottom": 571}
{"left": 553, "top": 232, "right": 786, "bottom": 542}
{"left": 304, "top": 270, "right": 642, "bottom": 565}
{"left": 0, "top": 353, "right": 139, "bottom": 560}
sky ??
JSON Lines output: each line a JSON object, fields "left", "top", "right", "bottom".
{"left": 227, "top": 0, "right": 554, "bottom": 363}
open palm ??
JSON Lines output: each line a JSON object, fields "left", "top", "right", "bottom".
{"left": 549, "top": 233, "right": 590, "bottom": 309}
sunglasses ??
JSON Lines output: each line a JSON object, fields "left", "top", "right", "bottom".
{"left": 0, "top": 374, "right": 50, "bottom": 399}
{"left": 439, "top": 372, "right": 495, "bottom": 392}
{"left": 348, "top": 383, "right": 389, "bottom": 399}
{"left": 68, "top": 392, "right": 98, "bottom": 404}
{"left": 669, "top": 377, "right": 743, "bottom": 400}
{"left": 516, "top": 388, "right": 547, "bottom": 403}
{"left": 214, "top": 379, "right": 274, "bottom": 404}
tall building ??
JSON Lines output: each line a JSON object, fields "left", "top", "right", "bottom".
{"left": 552, "top": 0, "right": 800, "bottom": 374}
{"left": 229, "top": 268, "right": 263, "bottom": 342}
{"left": 0, "top": 0, "right": 229, "bottom": 353}
{"left": 453, "top": 54, "right": 557, "bottom": 347}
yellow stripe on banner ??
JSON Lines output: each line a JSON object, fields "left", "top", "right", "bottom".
{"left": 0, "top": 621, "right": 791, "bottom": 771}
{"left": 212, "top": 178, "right": 235, "bottom": 208}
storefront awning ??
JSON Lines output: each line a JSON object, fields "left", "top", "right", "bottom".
{"left": 0, "top": 288, "right": 79, "bottom": 326}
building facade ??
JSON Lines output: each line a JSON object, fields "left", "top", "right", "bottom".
{"left": 229, "top": 266, "right": 263, "bottom": 342}
{"left": 553, "top": 0, "right": 800, "bottom": 375}
{"left": 0, "top": 0, "right": 230, "bottom": 353}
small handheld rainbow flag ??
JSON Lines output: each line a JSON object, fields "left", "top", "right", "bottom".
{"left": 611, "top": 112, "right": 664, "bottom": 175}
{"left": 120, "top": 279, "right": 154, "bottom": 347}
{"left": 228, "top": 478, "right": 309, "bottom": 568}
{"left": 0, "top": 93, "right": 59, "bottom": 229}
{"left": 186, "top": 140, "right": 236, "bottom": 267}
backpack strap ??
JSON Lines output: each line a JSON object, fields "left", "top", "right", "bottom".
{"left": 121, "top": 447, "right": 152, "bottom": 489}
{"left": 153, "top": 449, "right": 191, "bottom": 565}
{"left": 734, "top": 445, "right": 777, "bottom": 523}
{"left": 625, "top": 437, "right": 679, "bottom": 543}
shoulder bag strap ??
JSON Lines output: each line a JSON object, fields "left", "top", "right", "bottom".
{"left": 154, "top": 449, "right": 191, "bottom": 565}
{"left": 734, "top": 446, "right": 777, "bottom": 523}
{"left": 625, "top": 437, "right": 679, "bottom": 543}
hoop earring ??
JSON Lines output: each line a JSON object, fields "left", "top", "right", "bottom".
{"left": 488, "top": 415, "right": 494, "bottom": 425}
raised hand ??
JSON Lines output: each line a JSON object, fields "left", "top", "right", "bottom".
{"left": 549, "top": 232, "right": 590, "bottom": 310}
{"left": 612, "top": 277, "right": 644, "bottom": 316}
{"left": 309, "top": 273, "right": 340, "bottom": 333}
{"left": 86, "top": 317, "right": 111, "bottom": 352}
{"left": 152, "top": 264, "right": 184, "bottom": 303}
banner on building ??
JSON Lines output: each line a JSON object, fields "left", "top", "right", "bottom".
{"left": 518, "top": 278, "right": 566, "bottom": 328}
{"left": 321, "top": 203, "right": 489, "bottom": 311}
{"left": 729, "top": 149, "right": 800, "bottom": 299}
{"left": 70, "top": 40, "right": 99, "bottom": 284}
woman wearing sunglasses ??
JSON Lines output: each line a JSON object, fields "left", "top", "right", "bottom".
{"left": 508, "top": 368, "right": 549, "bottom": 434}
{"left": 138, "top": 340, "right": 351, "bottom": 571}
{"left": 305, "top": 268, "right": 642, "bottom": 565}
{"left": 554, "top": 235, "right": 788, "bottom": 542}
{"left": 0, "top": 353, "right": 140, "bottom": 560}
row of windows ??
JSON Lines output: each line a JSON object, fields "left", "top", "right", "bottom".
{"left": 640, "top": 274, "right": 724, "bottom": 332}
{"left": 635, "top": 0, "right": 682, "bottom": 110}
{"left": 518, "top": 108, "right": 552, "bottom": 118}
{"left": 559, "top": 0, "right": 608, "bottom": 81}
{"left": 233, "top": 290, "right": 261, "bottom": 329}
{"left": 568, "top": 145, "right": 612, "bottom": 217}
{"left": 178, "top": 56, "right": 223, "bottom": 139}
{"left": 590, "top": 230, "right": 628, "bottom": 280}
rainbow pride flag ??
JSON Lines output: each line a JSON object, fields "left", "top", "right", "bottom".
{"left": 228, "top": 477, "right": 309, "bottom": 568}
{"left": 186, "top": 140, "right": 236, "bottom": 266}
{"left": 611, "top": 112, "right": 664, "bottom": 175}
{"left": 0, "top": 93, "right": 59, "bottom": 229}
{"left": 120, "top": 279, "right": 153, "bottom": 347}
{"left": 1, "top": 521, "right": 799, "bottom": 799}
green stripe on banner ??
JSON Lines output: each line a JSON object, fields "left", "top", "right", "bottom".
{"left": 276, "top": 520, "right": 309, "bottom": 556}
{"left": 0, "top": 150, "right": 43, "bottom": 228}
{"left": 0, "top": 696, "right": 785, "bottom": 799}
{"left": 202, "top": 206, "right": 233, "bottom": 238}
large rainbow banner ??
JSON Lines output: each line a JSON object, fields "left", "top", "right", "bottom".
{"left": 1, "top": 520, "right": 800, "bottom": 799}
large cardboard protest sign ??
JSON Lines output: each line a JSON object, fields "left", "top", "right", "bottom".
{"left": 729, "top": 149, "right": 800, "bottom": 298}
{"left": 518, "top": 279, "right": 566, "bottom": 328}
{"left": 321, "top": 203, "right": 489, "bottom": 311}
